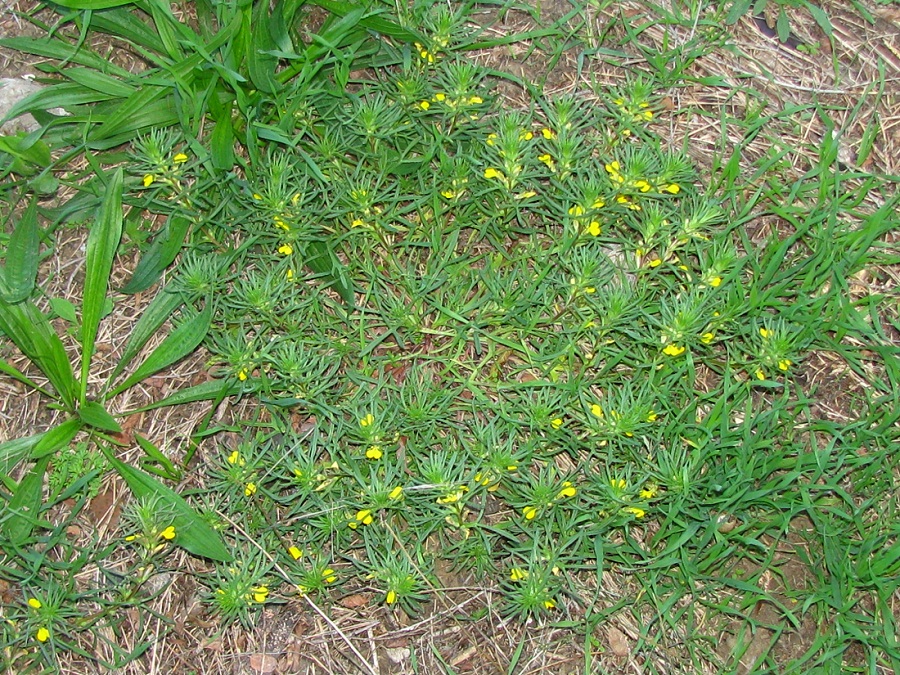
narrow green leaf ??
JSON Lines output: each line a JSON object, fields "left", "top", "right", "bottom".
{"left": 135, "top": 434, "right": 182, "bottom": 481}
{"left": 3, "top": 457, "right": 50, "bottom": 545}
{"left": 63, "top": 67, "right": 137, "bottom": 98}
{"left": 0, "top": 435, "right": 40, "bottom": 481}
{"left": 248, "top": 0, "right": 280, "bottom": 94}
{"left": 31, "top": 418, "right": 83, "bottom": 459}
{"left": 0, "top": 357, "right": 53, "bottom": 398}
{"left": 49, "top": 0, "right": 135, "bottom": 9}
{"left": 109, "top": 285, "right": 184, "bottom": 384}
{"left": 78, "top": 400, "right": 122, "bottom": 432}
{"left": 109, "top": 303, "right": 212, "bottom": 398}
{"left": 107, "top": 456, "right": 232, "bottom": 561}
{"left": 1, "top": 83, "right": 119, "bottom": 127}
{"left": 121, "top": 214, "right": 192, "bottom": 294}
{"left": 128, "top": 379, "right": 240, "bottom": 413}
{"left": 0, "top": 37, "right": 132, "bottom": 78}
{"left": 3, "top": 198, "right": 40, "bottom": 303}
{"left": 0, "top": 271, "right": 79, "bottom": 409}
{"left": 81, "top": 168, "right": 123, "bottom": 403}
{"left": 210, "top": 108, "right": 236, "bottom": 171}
{"left": 0, "top": 135, "right": 51, "bottom": 169}
{"left": 303, "top": 240, "right": 355, "bottom": 306}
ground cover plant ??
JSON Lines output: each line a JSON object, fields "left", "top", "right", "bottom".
{"left": 0, "top": 0, "right": 899, "bottom": 672}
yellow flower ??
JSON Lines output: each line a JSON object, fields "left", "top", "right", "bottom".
{"left": 519, "top": 129, "right": 533, "bottom": 141}
{"left": 28, "top": 598, "right": 41, "bottom": 609}
{"left": 634, "top": 179, "right": 652, "bottom": 192}
{"left": 624, "top": 506, "right": 646, "bottom": 518}
{"left": 522, "top": 506, "right": 538, "bottom": 520}
{"left": 365, "top": 445, "right": 383, "bottom": 460}
{"left": 356, "top": 509, "right": 374, "bottom": 526}
{"left": 663, "top": 344, "right": 685, "bottom": 357}
{"left": 486, "top": 133, "right": 497, "bottom": 146}
{"left": 142, "top": 174, "right": 155, "bottom": 187}
{"left": 159, "top": 526, "right": 176, "bottom": 540}
{"left": 388, "top": 486, "right": 403, "bottom": 500}
{"left": 441, "top": 189, "right": 457, "bottom": 199}
{"left": 550, "top": 417, "right": 563, "bottom": 429}
{"left": 418, "top": 100, "right": 430, "bottom": 110}
{"left": 484, "top": 167, "right": 504, "bottom": 180}
{"left": 286, "top": 269, "right": 294, "bottom": 281}
{"left": 557, "top": 481, "right": 577, "bottom": 499}
{"left": 591, "top": 404, "right": 604, "bottom": 418}
{"left": 510, "top": 567, "right": 528, "bottom": 581}
{"left": 252, "top": 586, "right": 269, "bottom": 603}
{"left": 639, "top": 485, "right": 658, "bottom": 500}
{"left": 701, "top": 332, "right": 715, "bottom": 344}
{"left": 778, "top": 359, "right": 792, "bottom": 371}
{"left": 538, "top": 153, "right": 555, "bottom": 170}
{"left": 646, "top": 410, "right": 657, "bottom": 422}
{"left": 468, "top": 95, "right": 483, "bottom": 105}
{"left": 227, "top": 450, "right": 244, "bottom": 466}
{"left": 273, "top": 215, "right": 289, "bottom": 230}
{"left": 238, "top": 369, "right": 249, "bottom": 381}
{"left": 662, "top": 183, "right": 680, "bottom": 194}
{"left": 433, "top": 93, "right": 446, "bottom": 102}
{"left": 386, "top": 590, "right": 397, "bottom": 604}
{"left": 568, "top": 204, "right": 585, "bottom": 217}
{"left": 173, "top": 152, "right": 188, "bottom": 163}
{"left": 244, "top": 482, "right": 257, "bottom": 497}
{"left": 541, "top": 127, "right": 555, "bottom": 139}
{"left": 709, "top": 276, "right": 722, "bottom": 288}
{"left": 516, "top": 190, "right": 537, "bottom": 199}
{"left": 759, "top": 328, "right": 772, "bottom": 338}
{"left": 756, "top": 369, "right": 766, "bottom": 380}
{"left": 587, "top": 221, "right": 601, "bottom": 236}
{"left": 36, "top": 627, "right": 50, "bottom": 643}
{"left": 360, "top": 413, "right": 375, "bottom": 427}
{"left": 543, "top": 598, "right": 556, "bottom": 609}
{"left": 288, "top": 546, "right": 303, "bottom": 560}
{"left": 278, "top": 243, "right": 293, "bottom": 255}
{"left": 610, "top": 478, "right": 627, "bottom": 490}
{"left": 252, "top": 193, "right": 262, "bottom": 200}
{"left": 648, "top": 258, "right": 662, "bottom": 268}
{"left": 322, "top": 568, "right": 337, "bottom": 583}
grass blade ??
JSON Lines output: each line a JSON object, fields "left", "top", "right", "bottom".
{"left": 120, "top": 213, "right": 192, "bottom": 294}
{"left": 80, "top": 167, "right": 123, "bottom": 404}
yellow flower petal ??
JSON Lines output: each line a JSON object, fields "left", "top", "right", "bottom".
{"left": 288, "top": 546, "right": 303, "bottom": 560}
{"left": 522, "top": 506, "right": 538, "bottom": 520}
{"left": 159, "top": 525, "right": 176, "bottom": 540}
{"left": 36, "top": 627, "right": 50, "bottom": 643}
{"left": 386, "top": 589, "right": 397, "bottom": 604}
{"left": 28, "top": 598, "right": 41, "bottom": 609}
{"left": 142, "top": 174, "right": 155, "bottom": 187}
{"left": 173, "top": 153, "right": 188, "bottom": 163}
{"left": 663, "top": 344, "right": 686, "bottom": 357}
{"left": 278, "top": 243, "right": 293, "bottom": 255}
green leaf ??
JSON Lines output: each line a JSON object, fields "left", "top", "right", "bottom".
{"left": 108, "top": 284, "right": 184, "bottom": 384}
{"left": 81, "top": 168, "right": 123, "bottom": 403}
{"left": 210, "top": 106, "right": 236, "bottom": 171}
{"left": 31, "top": 418, "right": 83, "bottom": 459}
{"left": 128, "top": 379, "right": 240, "bottom": 413}
{"left": 725, "top": 0, "right": 754, "bottom": 25}
{"left": 0, "top": 435, "right": 40, "bottom": 482}
{"left": 303, "top": 239, "right": 355, "bottom": 306}
{"left": 0, "top": 357, "right": 53, "bottom": 398}
{"left": 3, "top": 457, "right": 50, "bottom": 546}
{"left": 107, "top": 456, "right": 232, "bottom": 561}
{"left": 108, "top": 303, "right": 212, "bottom": 398}
{"left": 120, "top": 214, "right": 192, "bottom": 294}
{"left": 0, "top": 135, "right": 51, "bottom": 171}
{"left": 135, "top": 434, "right": 182, "bottom": 481}
{"left": 48, "top": 0, "right": 136, "bottom": 9}
{"left": 78, "top": 400, "right": 122, "bottom": 432}
{"left": 247, "top": 0, "right": 281, "bottom": 94}
{"left": 0, "top": 270, "right": 79, "bottom": 409}
{"left": 2, "top": 198, "right": 40, "bottom": 303}
{"left": 49, "top": 297, "right": 79, "bottom": 324}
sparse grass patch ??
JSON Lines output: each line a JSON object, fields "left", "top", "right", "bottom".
{"left": 0, "top": 0, "right": 899, "bottom": 672}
